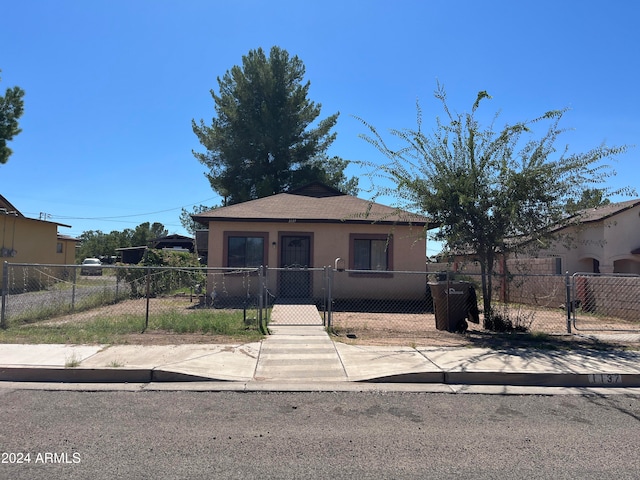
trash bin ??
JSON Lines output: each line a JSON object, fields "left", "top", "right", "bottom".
{"left": 429, "top": 281, "right": 478, "bottom": 332}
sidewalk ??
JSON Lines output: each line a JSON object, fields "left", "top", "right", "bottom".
{"left": 1, "top": 326, "right": 640, "bottom": 392}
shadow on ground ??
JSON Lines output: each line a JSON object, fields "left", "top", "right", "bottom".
{"left": 331, "top": 328, "right": 639, "bottom": 352}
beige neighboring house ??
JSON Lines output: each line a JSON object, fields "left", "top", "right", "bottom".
{"left": 533, "top": 199, "right": 640, "bottom": 275}
{"left": 192, "top": 182, "right": 433, "bottom": 301}
{"left": 1, "top": 194, "right": 78, "bottom": 280}
{"left": 444, "top": 199, "right": 640, "bottom": 276}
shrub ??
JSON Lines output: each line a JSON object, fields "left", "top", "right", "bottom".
{"left": 119, "top": 249, "right": 206, "bottom": 297}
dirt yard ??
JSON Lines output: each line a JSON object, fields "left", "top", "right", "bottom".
{"left": 13, "top": 296, "right": 640, "bottom": 349}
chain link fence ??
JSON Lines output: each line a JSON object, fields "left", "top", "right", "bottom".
{"left": 571, "top": 273, "right": 640, "bottom": 332}
{"left": 327, "top": 270, "right": 569, "bottom": 342}
{"left": 329, "top": 269, "right": 439, "bottom": 341}
{"left": 327, "top": 269, "right": 640, "bottom": 342}
{"left": 262, "top": 267, "right": 330, "bottom": 326}
{"left": 2, "top": 262, "right": 639, "bottom": 342}
{"left": 1, "top": 263, "right": 265, "bottom": 336}
{"left": 448, "top": 271, "right": 569, "bottom": 333}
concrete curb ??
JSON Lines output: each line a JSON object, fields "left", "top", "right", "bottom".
{"left": 0, "top": 367, "right": 226, "bottom": 384}
{"left": 0, "top": 367, "right": 152, "bottom": 383}
{"left": 358, "top": 371, "right": 640, "bottom": 388}
{"left": 3, "top": 366, "right": 640, "bottom": 389}
{"left": 444, "top": 371, "right": 640, "bottom": 388}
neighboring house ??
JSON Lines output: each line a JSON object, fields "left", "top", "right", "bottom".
{"left": 538, "top": 199, "right": 640, "bottom": 275}
{"left": 57, "top": 234, "right": 80, "bottom": 265}
{"left": 440, "top": 199, "right": 640, "bottom": 276}
{"left": 0, "top": 194, "right": 78, "bottom": 280}
{"left": 192, "top": 182, "right": 433, "bottom": 301}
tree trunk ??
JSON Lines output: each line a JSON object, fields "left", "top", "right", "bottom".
{"left": 480, "top": 251, "right": 495, "bottom": 330}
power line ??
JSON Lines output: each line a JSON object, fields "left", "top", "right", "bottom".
{"left": 23, "top": 196, "right": 219, "bottom": 222}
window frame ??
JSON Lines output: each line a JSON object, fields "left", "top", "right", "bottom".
{"left": 223, "top": 231, "right": 269, "bottom": 268}
{"left": 348, "top": 233, "right": 393, "bottom": 277}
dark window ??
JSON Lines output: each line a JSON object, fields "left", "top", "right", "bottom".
{"left": 227, "top": 236, "right": 265, "bottom": 267}
{"left": 352, "top": 236, "right": 391, "bottom": 271}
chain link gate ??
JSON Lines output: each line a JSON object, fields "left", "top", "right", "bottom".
{"left": 261, "top": 266, "right": 332, "bottom": 327}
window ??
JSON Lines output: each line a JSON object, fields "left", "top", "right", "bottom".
{"left": 225, "top": 233, "right": 267, "bottom": 267}
{"left": 56, "top": 242, "right": 63, "bottom": 254}
{"left": 350, "top": 234, "right": 393, "bottom": 273}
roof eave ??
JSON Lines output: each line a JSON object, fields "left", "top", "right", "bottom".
{"left": 192, "top": 216, "right": 433, "bottom": 228}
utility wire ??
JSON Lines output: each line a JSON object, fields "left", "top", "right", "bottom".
{"left": 22, "top": 196, "right": 219, "bottom": 222}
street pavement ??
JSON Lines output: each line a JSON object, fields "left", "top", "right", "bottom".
{"left": 1, "top": 324, "right": 640, "bottom": 394}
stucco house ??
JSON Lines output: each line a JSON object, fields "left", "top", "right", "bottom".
{"left": 443, "top": 198, "right": 640, "bottom": 276}
{"left": 533, "top": 198, "right": 640, "bottom": 275}
{"left": 1, "top": 194, "right": 78, "bottom": 280}
{"left": 192, "top": 182, "right": 433, "bottom": 301}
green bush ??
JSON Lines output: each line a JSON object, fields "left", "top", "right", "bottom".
{"left": 119, "top": 249, "right": 206, "bottom": 297}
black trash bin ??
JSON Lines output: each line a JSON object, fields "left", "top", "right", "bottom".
{"left": 429, "top": 281, "right": 477, "bottom": 332}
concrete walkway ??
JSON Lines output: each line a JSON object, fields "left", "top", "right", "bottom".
{"left": 254, "top": 325, "right": 346, "bottom": 382}
{"left": 253, "top": 303, "right": 346, "bottom": 381}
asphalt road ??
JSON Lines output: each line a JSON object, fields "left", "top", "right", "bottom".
{"left": 0, "top": 390, "right": 638, "bottom": 479}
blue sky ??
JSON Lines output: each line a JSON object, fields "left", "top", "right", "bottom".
{"left": 1, "top": 0, "right": 638, "bottom": 256}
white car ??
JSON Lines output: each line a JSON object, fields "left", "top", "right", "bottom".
{"left": 80, "top": 258, "right": 102, "bottom": 276}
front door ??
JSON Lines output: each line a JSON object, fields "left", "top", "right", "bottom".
{"left": 279, "top": 235, "right": 312, "bottom": 299}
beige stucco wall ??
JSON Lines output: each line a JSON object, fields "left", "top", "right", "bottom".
{"left": 59, "top": 238, "right": 78, "bottom": 265}
{"left": 206, "top": 220, "right": 427, "bottom": 300}
{"left": 1, "top": 215, "right": 73, "bottom": 284}
{"left": 207, "top": 221, "right": 425, "bottom": 268}
{"left": 537, "top": 205, "right": 640, "bottom": 274}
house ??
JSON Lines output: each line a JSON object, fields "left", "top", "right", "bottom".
{"left": 440, "top": 198, "right": 640, "bottom": 276}
{"left": 192, "top": 182, "right": 433, "bottom": 301}
{"left": 536, "top": 199, "right": 640, "bottom": 275}
{"left": 57, "top": 234, "right": 80, "bottom": 265}
{"left": 0, "top": 194, "right": 78, "bottom": 280}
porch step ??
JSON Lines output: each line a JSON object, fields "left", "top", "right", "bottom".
{"left": 254, "top": 324, "right": 347, "bottom": 382}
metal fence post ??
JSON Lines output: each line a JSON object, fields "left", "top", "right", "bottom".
{"left": 322, "top": 266, "right": 327, "bottom": 326}
{"left": 71, "top": 266, "right": 77, "bottom": 312}
{"left": 1, "top": 261, "right": 8, "bottom": 329}
{"left": 322, "top": 266, "right": 328, "bottom": 326}
{"left": 446, "top": 269, "right": 450, "bottom": 324}
{"left": 565, "top": 271, "right": 572, "bottom": 334}
{"left": 144, "top": 267, "right": 151, "bottom": 332}
{"left": 326, "top": 266, "right": 333, "bottom": 329}
{"left": 258, "top": 266, "right": 264, "bottom": 333}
